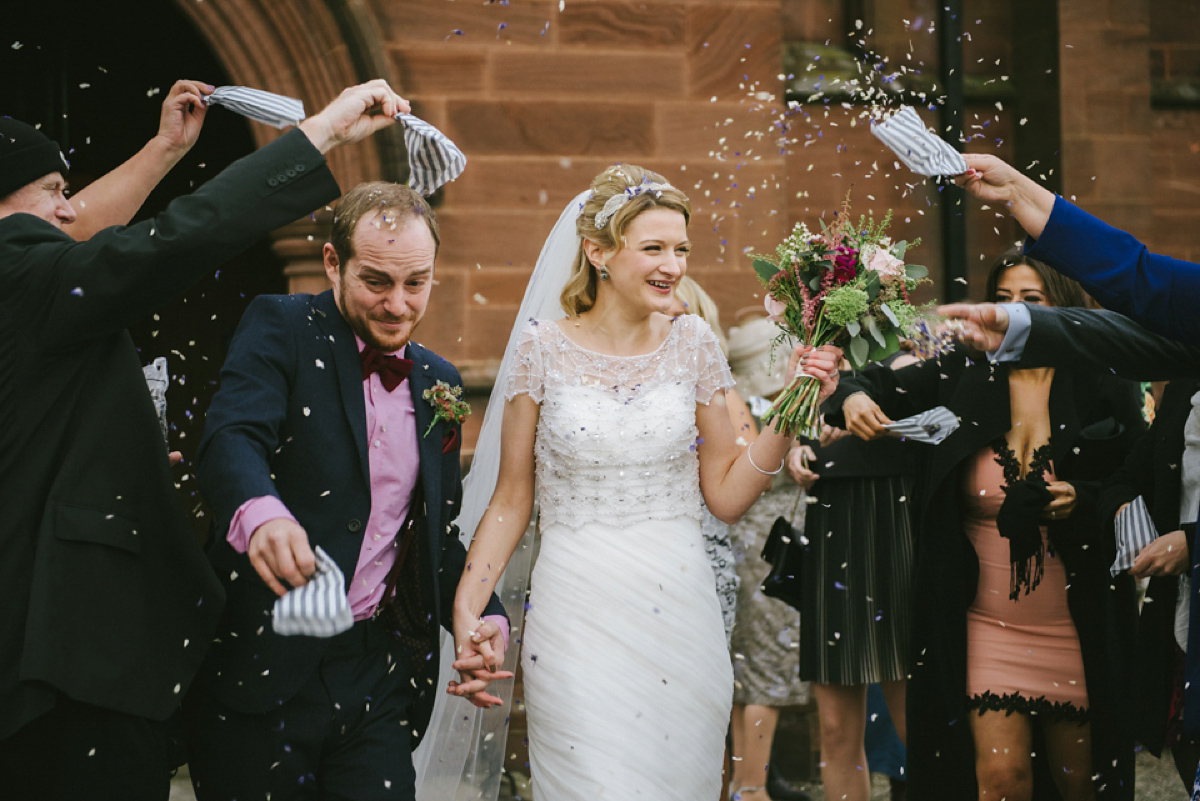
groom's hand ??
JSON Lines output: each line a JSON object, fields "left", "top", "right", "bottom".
{"left": 248, "top": 518, "right": 316, "bottom": 596}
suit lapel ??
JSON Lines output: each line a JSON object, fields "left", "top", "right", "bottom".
{"left": 312, "top": 290, "right": 371, "bottom": 487}
{"left": 408, "top": 347, "right": 444, "bottom": 567}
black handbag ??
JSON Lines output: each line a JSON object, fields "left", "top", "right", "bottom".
{"left": 759, "top": 492, "right": 807, "bottom": 611}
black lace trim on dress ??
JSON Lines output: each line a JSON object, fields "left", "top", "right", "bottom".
{"left": 991, "top": 437, "right": 1053, "bottom": 487}
{"left": 967, "top": 690, "right": 1089, "bottom": 724}
{"left": 990, "top": 437, "right": 1059, "bottom": 599}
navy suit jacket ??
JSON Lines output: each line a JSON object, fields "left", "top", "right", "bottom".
{"left": 195, "top": 289, "right": 503, "bottom": 731}
{"left": 1025, "top": 195, "right": 1200, "bottom": 345}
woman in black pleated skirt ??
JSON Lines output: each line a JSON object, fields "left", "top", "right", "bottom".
{"left": 789, "top": 351, "right": 916, "bottom": 801}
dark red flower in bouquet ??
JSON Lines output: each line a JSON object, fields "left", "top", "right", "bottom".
{"left": 832, "top": 244, "right": 859, "bottom": 283}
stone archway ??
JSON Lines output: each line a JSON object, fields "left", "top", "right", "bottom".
{"left": 170, "top": 0, "right": 405, "bottom": 293}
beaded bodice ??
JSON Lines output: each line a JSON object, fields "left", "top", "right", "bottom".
{"left": 503, "top": 314, "right": 734, "bottom": 529}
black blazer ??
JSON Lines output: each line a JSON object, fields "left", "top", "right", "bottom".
{"left": 194, "top": 290, "right": 503, "bottom": 736}
{"left": 827, "top": 346, "right": 1145, "bottom": 800}
{"left": 1099, "top": 379, "right": 1199, "bottom": 756}
{"left": 0, "top": 129, "right": 340, "bottom": 739}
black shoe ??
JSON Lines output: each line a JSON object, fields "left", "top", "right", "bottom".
{"left": 766, "top": 763, "right": 811, "bottom": 801}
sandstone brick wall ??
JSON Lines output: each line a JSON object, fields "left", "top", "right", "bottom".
{"left": 309, "top": 0, "right": 1195, "bottom": 382}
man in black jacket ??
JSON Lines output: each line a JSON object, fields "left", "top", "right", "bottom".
{"left": 0, "top": 78, "right": 410, "bottom": 800}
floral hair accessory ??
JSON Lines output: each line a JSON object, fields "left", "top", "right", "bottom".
{"left": 422, "top": 380, "right": 471, "bottom": 437}
{"left": 594, "top": 180, "right": 675, "bottom": 230}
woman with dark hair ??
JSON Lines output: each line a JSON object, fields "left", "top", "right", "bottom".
{"left": 827, "top": 252, "right": 1144, "bottom": 800}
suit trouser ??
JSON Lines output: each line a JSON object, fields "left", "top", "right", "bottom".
{"left": 184, "top": 617, "right": 418, "bottom": 801}
{"left": 0, "top": 694, "right": 176, "bottom": 801}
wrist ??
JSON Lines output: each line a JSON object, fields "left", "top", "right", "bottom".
{"left": 298, "top": 117, "right": 336, "bottom": 154}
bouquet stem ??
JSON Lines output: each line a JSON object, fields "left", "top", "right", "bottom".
{"left": 761, "top": 372, "right": 824, "bottom": 440}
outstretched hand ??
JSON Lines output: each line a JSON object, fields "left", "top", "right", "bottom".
{"left": 449, "top": 614, "right": 514, "bottom": 709}
{"left": 155, "top": 80, "right": 212, "bottom": 158}
{"left": 299, "top": 79, "right": 411, "bottom": 154}
{"left": 937, "top": 302, "right": 1011, "bottom": 353}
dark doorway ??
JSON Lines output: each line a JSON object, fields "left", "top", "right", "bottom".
{"left": 1, "top": 0, "right": 287, "bottom": 539}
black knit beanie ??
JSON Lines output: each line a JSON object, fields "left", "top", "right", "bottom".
{"left": 0, "top": 118, "right": 69, "bottom": 199}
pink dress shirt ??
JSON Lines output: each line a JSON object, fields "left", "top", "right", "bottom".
{"left": 227, "top": 336, "right": 507, "bottom": 643}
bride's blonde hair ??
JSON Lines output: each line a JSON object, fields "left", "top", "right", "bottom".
{"left": 560, "top": 164, "right": 691, "bottom": 317}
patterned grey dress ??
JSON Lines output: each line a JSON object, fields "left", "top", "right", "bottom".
{"left": 729, "top": 475, "right": 810, "bottom": 706}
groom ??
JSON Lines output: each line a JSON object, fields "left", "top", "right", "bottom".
{"left": 186, "top": 182, "right": 510, "bottom": 800}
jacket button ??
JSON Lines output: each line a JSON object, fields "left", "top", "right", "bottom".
{"left": 295, "top": 163, "right": 306, "bottom": 172}
{"left": 277, "top": 174, "right": 288, "bottom": 183}
{"left": 348, "top": 519, "right": 362, "bottom": 532}
{"left": 286, "top": 169, "right": 296, "bottom": 178}
{"left": 267, "top": 178, "right": 278, "bottom": 187}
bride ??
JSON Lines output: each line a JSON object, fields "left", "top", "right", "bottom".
{"left": 446, "top": 164, "right": 840, "bottom": 799}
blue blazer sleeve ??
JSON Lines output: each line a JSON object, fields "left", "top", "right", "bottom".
{"left": 1025, "top": 196, "right": 1200, "bottom": 345}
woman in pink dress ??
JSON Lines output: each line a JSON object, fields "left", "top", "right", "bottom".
{"left": 827, "top": 252, "right": 1144, "bottom": 800}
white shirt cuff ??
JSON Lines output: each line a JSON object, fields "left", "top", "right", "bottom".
{"left": 986, "top": 303, "right": 1032, "bottom": 363}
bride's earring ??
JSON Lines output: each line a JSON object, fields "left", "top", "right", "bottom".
{"left": 597, "top": 264, "right": 610, "bottom": 281}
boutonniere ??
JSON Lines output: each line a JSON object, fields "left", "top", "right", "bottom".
{"left": 423, "top": 380, "right": 470, "bottom": 437}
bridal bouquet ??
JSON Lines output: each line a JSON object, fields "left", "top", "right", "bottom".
{"left": 753, "top": 199, "right": 932, "bottom": 438}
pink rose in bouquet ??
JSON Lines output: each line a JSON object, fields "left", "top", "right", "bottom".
{"left": 763, "top": 292, "right": 788, "bottom": 322}
{"left": 865, "top": 246, "right": 907, "bottom": 282}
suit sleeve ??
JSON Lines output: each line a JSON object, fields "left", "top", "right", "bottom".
{"left": 196, "top": 296, "right": 297, "bottom": 532}
{"left": 1027, "top": 196, "right": 1200, "bottom": 345}
{"left": 1019, "top": 306, "right": 1200, "bottom": 381}
{"left": 0, "top": 129, "right": 338, "bottom": 353}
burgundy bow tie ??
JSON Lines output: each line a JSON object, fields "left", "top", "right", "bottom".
{"left": 359, "top": 346, "right": 413, "bottom": 392}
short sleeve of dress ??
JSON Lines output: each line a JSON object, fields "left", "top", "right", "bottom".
{"left": 687, "top": 316, "right": 735, "bottom": 404}
{"left": 501, "top": 319, "right": 547, "bottom": 404}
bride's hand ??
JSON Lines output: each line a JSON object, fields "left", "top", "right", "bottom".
{"left": 787, "top": 344, "right": 842, "bottom": 402}
{"left": 449, "top": 612, "right": 513, "bottom": 708}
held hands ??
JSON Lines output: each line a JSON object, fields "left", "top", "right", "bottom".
{"left": 155, "top": 80, "right": 212, "bottom": 159}
{"left": 1130, "top": 530, "right": 1190, "bottom": 578}
{"left": 299, "top": 79, "right": 411, "bottom": 154}
{"left": 1039, "top": 481, "right": 1077, "bottom": 522}
{"left": 842, "top": 392, "right": 893, "bottom": 441}
{"left": 936, "top": 303, "right": 1011, "bottom": 353}
{"left": 449, "top": 610, "right": 514, "bottom": 708}
{"left": 790, "top": 344, "right": 842, "bottom": 402}
{"left": 247, "top": 518, "right": 317, "bottom": 596}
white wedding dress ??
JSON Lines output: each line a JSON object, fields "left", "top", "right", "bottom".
{"left": 503, "top": 313, "right": 735, "bottom": 800}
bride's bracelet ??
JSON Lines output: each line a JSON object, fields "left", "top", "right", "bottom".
{"left": 746, "top": 441, "right": 784, "bottom": 475}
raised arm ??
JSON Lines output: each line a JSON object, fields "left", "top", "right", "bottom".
{"left": 957, "top": 153, "right": 1056, "bottom": 239}
{"left": 66, "top": 80, "right": 211, "bottom": 240}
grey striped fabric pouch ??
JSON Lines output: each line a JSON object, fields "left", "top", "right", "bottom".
{"left": 871, "top": 105, "right": 968, "bottom": 177}
{"left": 882, "top": 405, "right": 959, "bottom": 445}
{"left": 202, "top": 87, "right": 466, "bottom": 196}
{"left": 1109, "top": 495, "right": 1159, "bottom": 577}
{"left": 272, "top": 545, "right": 354, "bottom": 637}
{"left": 206, "top": 86, "right": 305, "bottom": 129}
{"left": 395, "top": 112, "right": 467, "bottom": 196}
